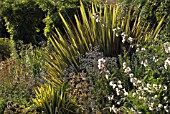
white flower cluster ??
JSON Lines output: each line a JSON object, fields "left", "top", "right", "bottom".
{"left": 92, "top": 13, "right": 101, "bottom": 22}
{"left": 112, "top": 26, "right": 121, "bottom": 32}
{"left": 123, "top": 62, "right": 131, "bottom": 73}
{"left": 108, "top": 79, "right": 128, "bottom": 113}
{"left": 98, "top": 58, "right": 105, "bottom": 70}
{"left": 121, "top": 32, "right": 133, "bottom": 43}
{"left": 164, "top": 57, "right": 170, "bottom": 69}
{"left": 163, "top": 42, "right": 170, "bottom": 53}
{"left": 136, "top": 47, "right": 146, "bottom": 53}
{"left": 121, "top": 32, "right": 128, "bottom": 43}
{"left": 122, "top": 62, "right": 169, "bottom": 113}
{"left": 141, "top": 59, "right": 148, "bottom": 67}
{"left": 130, "top": 80, "right": 169, "bottom": 112}
{"left": 153, "top": 56, "right": 159, "bottom": 62}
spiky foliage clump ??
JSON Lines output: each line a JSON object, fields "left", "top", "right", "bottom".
{"left": 32, "top": 83, "right": 81, "bottom": 114}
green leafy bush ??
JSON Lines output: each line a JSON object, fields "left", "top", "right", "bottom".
{"left": 0, "top": 0, "right": 46, "bottom": 44}
{"left": 0, "top": 97, "right": 6, "bottom": 114}
{"left": 0, "top": 0, "right": 93, "bottom": 44}
{"left": 0, "top": 38, "right": 15, "bottom": 61}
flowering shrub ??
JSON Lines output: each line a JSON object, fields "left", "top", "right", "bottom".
{"left": 102, "top": 38, "right": 170, "bottom": 113}
{"left": 120, "top": 39, "right": 170, "bottom": 113}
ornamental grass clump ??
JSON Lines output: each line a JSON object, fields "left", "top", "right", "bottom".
{"left": 32, "top": 83, "right": 81, "bottom": 114}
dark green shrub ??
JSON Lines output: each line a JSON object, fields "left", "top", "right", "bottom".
{"left": 0, "top": 38, "right": 14, "bottom": 61}
{"left": 0, "top": 0, "right": 92, "bottom": 45}
{"left": 0, "top": 98, "right": 6, "bottom": 114}
{"left": 0, "top": 0, "right": 46, "bottom": 45}
{"left": 0, "top": 17, "right": 10, "bottom": 38}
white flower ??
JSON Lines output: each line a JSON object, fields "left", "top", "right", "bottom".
{"left": 121, "top": 32, "right": 125, "bottom": 36}
{"left": 124, "top": 91, "right": 128, "bottom": 96}
{"left": 129, "top": 73, "right": 134, "bottom": 77}
{"left": 111, "top": 105, "right": 118, "bottom": 113}
{"left": 117, "top": 101, "right": 121, "bottom": 105}
{"left": 130, "top": 78, "right": 134, "bottom": 83}
{"left": 110, "top": 81, "right": 117, "bottom": 89}
{"left": 96, "top": 18, "right": 100, "bottom": 22}
{"left": 118, "top": 80, "right": 122, "bottom": 84}
{"left": 124, "top": 67, "right": 131, "bottom": 73}
{"left": 143, "top": 87, "right": 149, "bottom": 91}
{"left": 108, "top": 96, "right": 111, "bottom": 101}
{"left": 137, "top": 80, "right": 142, "bottom": 84}
{"left": 132, "top": 92, "right": 136, "bottom": 97}
{"left": 138, "top": 86, "right": 143, "bottom": 90}
{"left": 117, "top": 27, "right": 120, "bottom": 30}
{"left": 92, "top": 13, "right": 98, "bottom": 18}
{"left": 164, "top": 57, "right": 170, "bottom": 69}
{"left": 139, "top": 96, "right": 143, "bottom": 99}
{"left": 164, "top": 96, "right": 168, "bottom": 100}
{"left": 116, "top": 88, "right": 120, "bottom": 95}
{"left": 118, "top": 84, "right": 123, "bottom": 89}
{"left": 164, "top": 105, "right": 169, "bottom": 112}
{"left": 109, "top": 81, "right": 114, "bottom": 86}
{"left": 163, "top": 42, "right": 170, "bottom": 53}
{"left": 123, "top": 62, "right": 126, "bottom": 69}
{"left": 153, "top": 84, "right": 157, "bottom": 88}
{"left": 158, "top": 104, "right": 163, "bottom": 108}
{"left": 130, "top": 108, "right": 135, "bottom": 112}
{"left": 98, "top": 58, "right": 105, "bottom": 63}
{"left": 154, "top": 95, "right": 158, "bottom": 99}
{"left": 128, "top": 37, "right": 133, "bottom": 42}
{"left": 112, "top": 84, "right": 117, "bottom": 89}
{"left": 147, "top": 83, "right": 150, "bottom": 88}
{"left": 136, "top": 48, "right": 140, "bottom": 52}
{"left": 98, "top": 58, "right": 105, "bottom": 69}
{"left": 122, "top": 37, "right": 126, "bottom": 43}
{"left": 98, "top": 64, "right": 104, "bottom": 70}
{"left": 151, "top": 102, "right": 154, "bottom": 107}
{"left": 108, "top": 95, "right": 114, "bottom": 101}
{"left": 112, "top": 28, "right": 116, "bottom": 31}
{"left": 121, "top": 32, "right": 127, "bottom": 43}
{"left": 141, "top": 59, "right": 148, "bottom": 67}
{"left": 149, "top": 107, "right": 154, "bottom": 111}
{"left": 130, "top": 45, "right": 134, "bottom": 48}
{"left": 163, "top": 85, "right": 167, "bottom": 90}
{"left": 116, "top": 33, "right": 119, "bottom": 37}
{"left": 141, "top": 48, "right": 145, "bottom": 51}
{"left": 105, "top": 74, "right": 109, "bottom": 80}
{"left": 153, "top": 56, "right": 159, "bottom": 62}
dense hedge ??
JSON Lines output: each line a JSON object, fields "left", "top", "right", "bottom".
{"left": 0, "top": 38, "right": 14, "bottom": 61}
{"left": 0, "top": 0, "right": 92, "bottom": 45}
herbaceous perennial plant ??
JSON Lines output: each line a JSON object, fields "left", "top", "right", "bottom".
{"left": 97, "top": 39, "right": 170, "bottom": 113}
